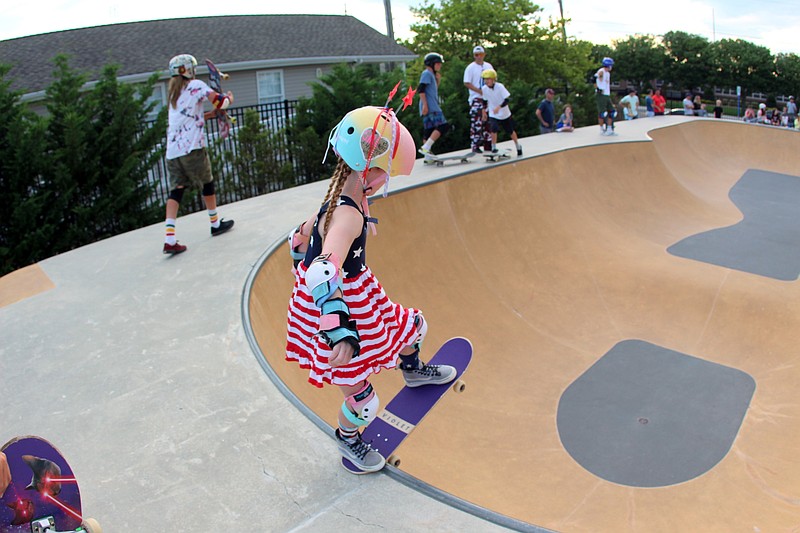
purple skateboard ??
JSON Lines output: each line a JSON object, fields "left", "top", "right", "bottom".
{"left": 342, "top": 337, "right": 472, "bottom": 473}
{"left": 0, "top": 436, "right": 101, "bottom": 532}
{"left": 205, "top": 58, "right": 233, "bottom": 139}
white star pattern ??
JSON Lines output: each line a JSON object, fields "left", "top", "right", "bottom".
{"left": 353, "top": 247, "right": 363, "bottom": 258}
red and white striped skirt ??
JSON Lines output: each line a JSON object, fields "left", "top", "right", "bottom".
{"left": 286, "top": 262, "right": 419, "bottom": 388}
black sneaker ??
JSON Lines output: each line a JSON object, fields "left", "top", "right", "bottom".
{"left": 211, "top": 218, "right": 234, "bottom": 236}
{"left": 471, "top": 147, "right": 483, "bottom": 154}
{"left": 517, "top": 147, "right": 523, "bottom": 156}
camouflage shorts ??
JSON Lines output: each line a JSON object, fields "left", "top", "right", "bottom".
{"left": 167, "top": 148, "right": 214, "bottom": 189}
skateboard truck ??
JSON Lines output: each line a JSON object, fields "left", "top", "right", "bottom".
{"left": 32, "top": 516, "right": 99, "bottom": 533}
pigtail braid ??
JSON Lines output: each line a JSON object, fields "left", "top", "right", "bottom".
{"left": 322, "top": 158, "right": 351, "bottom": 237}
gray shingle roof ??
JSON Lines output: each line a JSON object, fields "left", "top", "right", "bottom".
{"left": 0, "top": 14, "right": 416, "bottom": 94}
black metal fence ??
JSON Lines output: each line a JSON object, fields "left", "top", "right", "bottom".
{"left": 143, "top": 99, "right": 316, "bottom": 214}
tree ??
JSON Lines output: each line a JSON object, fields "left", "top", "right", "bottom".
{"left": 772, "top": 53, "right": 800, "bottom": 99}
{"left": 0, "top": 55, "right": 165, "bottom": 275}
{"left": 661, "top": 31, "right": 712, "bottom": 95}
{"left": 227, "top": 109, "right": 293, "bottom": 196}
{"left": 405, "top": 0, "right": 596, "bottom": 137}
{"left": 292, "top": 63, "right": 418, "bottom": 175}
{"left": 408, "top": 0, "right": 547, "bottom": 64}
{"left": 611, "top": 34, "right": 667, "bottom": 91}
{"left": 0, "top": 65, "right": 51, "bottom": 274}
{"left": 708, "top": 38, "right": 774, "bottom": 99}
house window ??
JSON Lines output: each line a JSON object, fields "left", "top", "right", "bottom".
{"left": 257, "top": 70, "right": 285, "bottom": 104}
{"left": 144, "top": 83, "right": 166, "bottom": 121}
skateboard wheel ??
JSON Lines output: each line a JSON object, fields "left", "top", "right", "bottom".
{"left": 387, "top": 454, "right": 401, "bottom": 467}
{"left": 83, "top": 517, "right": 102, "bottom": 533}
{"left": 453, "top": 379, "right": 466, "bottom": 393}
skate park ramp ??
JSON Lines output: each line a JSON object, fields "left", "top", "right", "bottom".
{"left": 247, "top": 119, "right": 800, "bottom": 531}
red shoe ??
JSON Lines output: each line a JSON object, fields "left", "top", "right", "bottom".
{"left": 163, "top": 242, "right": 187, "bottom": 255}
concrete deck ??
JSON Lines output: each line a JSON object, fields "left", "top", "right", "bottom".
{"left": 3, "top": 116, "right": 799, "bottom": 531}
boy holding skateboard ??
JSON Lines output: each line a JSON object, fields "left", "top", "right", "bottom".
{"left": 162, "top": 54, "right": 235, "bottom": 255}
{"left": 480, "top": 69, "right": 522, "bottom": 156}
{"left": 285, "top": 103, "right": 457, "bottom": 473}
{"left": 417, "top": 53, "right": 450, "bottom": 161}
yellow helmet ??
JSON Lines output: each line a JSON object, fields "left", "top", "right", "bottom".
{"left": 481, "top": 69, "right": 497, "bottom": 80}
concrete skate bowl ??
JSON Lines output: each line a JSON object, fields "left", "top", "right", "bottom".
{"left": 246, "top": 120, "right": 800, "bottom": 531}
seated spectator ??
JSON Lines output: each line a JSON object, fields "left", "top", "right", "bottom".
{"left": 743, "top": 107, "right": 757, "bottom": 123}
{"left": 620, "top": 88, "right": 639, "bottom": 120}
{"left": 556, "top": 105, "right": 575, "bottom": 132}
{"left": 771, "top": 108, "right": 782, "bottom": 126}
{"left": 756, "top": 103, "right": 768, "bottom": 123}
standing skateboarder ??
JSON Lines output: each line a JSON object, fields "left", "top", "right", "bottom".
{"left": 284, "top": 104, "right": 456, "bottom": 473}
{"left": 163, "top": 54, "right": 235, "bottom": 255}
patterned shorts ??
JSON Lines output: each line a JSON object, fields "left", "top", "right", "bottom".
{"left": 422, "top": 110, "right": 447, "bottom": 130}
{"left": 167, "top": 148, "right": 214, "bottom": 189}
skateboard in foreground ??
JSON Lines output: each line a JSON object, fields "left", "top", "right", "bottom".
{"left": 205, "top": 58, "right": 235, "bottom": 139}
{"left": 342, "top": 337, "right": 472, "bottom": 474}
{"left": 484, "top": 148, "right": 512, "bottom": 162}
{"left": 0, "top": 436, "right": 101, "bottom": 533}
{"left": 422, "top": 151, "right": 476, "bottom": 167}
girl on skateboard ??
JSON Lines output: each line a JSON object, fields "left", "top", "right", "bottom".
{"left": 285, "top": 104, "right": 457, "bottom": 473}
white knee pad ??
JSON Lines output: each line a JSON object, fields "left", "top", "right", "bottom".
{"left": 412, "top": 312, "right": 428, "bottom": 351}
{"left": 342, "top": 381, "right": 380, "bottom": 427}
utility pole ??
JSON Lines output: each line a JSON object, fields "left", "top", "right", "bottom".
{"left": 384, "top": 0, "right": 395, "bottom": 41}
{"left": 557, "top": 0, "right": 567, "bottom": 43}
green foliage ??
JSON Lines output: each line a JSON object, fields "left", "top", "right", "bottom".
{"left": 611, "top": 35, "right": 667, "bottom": 91}
{"left": 661, "top": 31, "right": 713, "bottom": 94}
{"left": 226, "top": 109, "right": 293, "bottom": 196}
{"left": 0, "top": 55, "right": 165, "bottom": 275}
{"left": 708, "top": 38, "right": 775, "bottom": 99}
{"left": 408, "top": 0, "right": 548, "bottom": 63}
{"left": 292, "top": 63, "right": 420, "bottom": 175}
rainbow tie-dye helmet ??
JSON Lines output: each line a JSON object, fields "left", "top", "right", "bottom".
{"left": 326, "top": 106, "right": 415, "bottom": 178}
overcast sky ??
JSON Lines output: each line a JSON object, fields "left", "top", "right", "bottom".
{"left": 2, "top": 0, "right": 798, "bottom": 55}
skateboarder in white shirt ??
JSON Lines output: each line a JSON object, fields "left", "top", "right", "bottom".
{"left": 480, "top": 69, "right": 522, "bottom": 156}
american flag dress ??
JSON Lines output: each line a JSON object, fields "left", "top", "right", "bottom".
{"left": 286, "top": 196, "right": 420, "bottom": 388}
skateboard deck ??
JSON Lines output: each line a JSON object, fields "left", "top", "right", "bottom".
{"left": 0, "top": 436, "right": 101, "bottom": 532}
{"left": 205, "top": 58, "right": 234, "bottom": 139}
{"left": 421, "top": 151, "right": 476, "bottom": 167}
{"left": 342, "top": 337, "right": 472, "bottom": 474}
{"left": 484, "top": 149, "right": 512, "bottom": 162}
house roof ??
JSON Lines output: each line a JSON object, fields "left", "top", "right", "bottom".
{"left": 0, "top": 14, "right": 416, "bottom": 96}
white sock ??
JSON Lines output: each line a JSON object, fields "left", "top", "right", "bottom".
{"left": 165, "top": 218, "right": 177, "bottom": 245}
{"left": 422, "top": 139, "right": 434, "bottom": 150}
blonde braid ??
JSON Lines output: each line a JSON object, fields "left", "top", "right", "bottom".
{"left": 322, "top": 159, "right": 351, "bottom": 237}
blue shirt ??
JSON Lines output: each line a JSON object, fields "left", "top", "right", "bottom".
{"left": 418, "top": 69, "right": 442, "bottom": 115}
{"left": 537, "top": 99, "right": 555, "bottom": 125}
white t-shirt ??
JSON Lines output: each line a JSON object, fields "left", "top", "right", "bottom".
{"left": 619, "top": 94, "right": 639, "bottom": 117}
{"left": 464, "top": 60, "right": 495, "bottom": 102}
{"left": 166, "top": 79, "right": 213, "bottom": 160}
{"left": 481, "top": 82, "right": 512, "bottom": 120}
{"left": 595, "top": 67, "right": 610, "bottom": 95}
